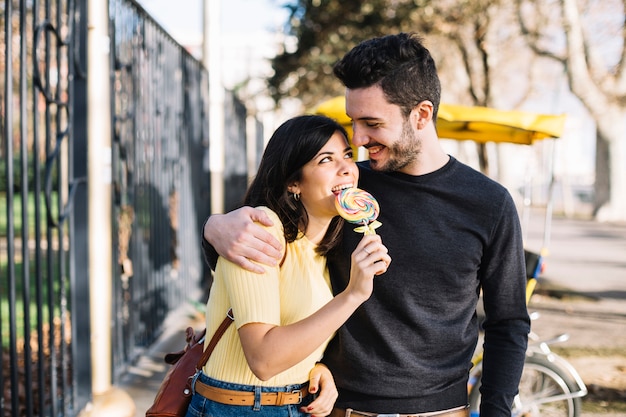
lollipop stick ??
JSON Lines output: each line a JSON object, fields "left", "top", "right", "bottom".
{"left": 354, "top": 220, "right": 381, "bottom": 235}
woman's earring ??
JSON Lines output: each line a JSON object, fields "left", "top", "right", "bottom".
{"left": 293, "top": 193, "right": 300, "bottom": 201}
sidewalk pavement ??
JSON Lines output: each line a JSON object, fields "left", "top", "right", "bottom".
{"left": 522, "top": 208, "right": 626, "bottom": 299}
{"left": 117, "top": 213, "right": 626, "bottom": 417}
{"left": 117, "top": 303, "right": 205, "bottom": 417}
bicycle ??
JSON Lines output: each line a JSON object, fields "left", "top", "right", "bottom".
{"left": 467, "top": 250, "right": 588, "bottom": 417}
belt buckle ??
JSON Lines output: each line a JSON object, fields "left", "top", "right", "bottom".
{"left": 292, "top": 389, "right": 303, "bottom": 404}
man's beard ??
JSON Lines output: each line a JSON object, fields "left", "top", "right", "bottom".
{"left": 370, "top": 120, "right": 421, "bottom": 172}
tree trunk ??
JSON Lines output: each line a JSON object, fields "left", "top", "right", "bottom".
{"left": 556, "top": 0, "right": 626, "bottom": 221}
{"left": 593, "top": 129, "right": 610, "bottom": 216}
{"left": 594, "top": 117, "right": 626, "bottom": 221}
{"left": 477, "top": 143, "right": 489, "bottom": 176}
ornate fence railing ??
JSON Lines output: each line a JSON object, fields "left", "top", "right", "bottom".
{"left": 1, "top": 0, "right": 251, "bottom": 415}
{"left": 1, "top": 0, "right": 91, "bottom": 415}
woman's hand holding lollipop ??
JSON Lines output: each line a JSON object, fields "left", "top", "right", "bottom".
{"left": 335, "top": 188, "right": 390, "bottom": 300}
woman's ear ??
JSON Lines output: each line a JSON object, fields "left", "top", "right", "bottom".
{"left": 287, "top": 182, "right": 300, "bottom": 195}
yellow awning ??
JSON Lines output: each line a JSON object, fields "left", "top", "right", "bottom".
{"left": 314, "top": 96, "right": 566, "bottom": 145}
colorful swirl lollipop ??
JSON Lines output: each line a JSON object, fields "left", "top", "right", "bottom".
{"left": 335, "top": 187, "right": 382, "bottom": 235}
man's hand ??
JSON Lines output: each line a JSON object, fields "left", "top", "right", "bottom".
{"left": 203, "top": 207, "right": 283, "bottom": 273}
{"left": 301, "top": 363, "right": 338, "bottom": 417}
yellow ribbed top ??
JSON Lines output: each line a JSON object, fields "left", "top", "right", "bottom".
{"left": 203, "top": 207, "right": 333, "bottom": 386}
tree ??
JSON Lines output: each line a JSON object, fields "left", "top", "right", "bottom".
{"left": 517, "top": 0, "right": 626, "bottom": 221}
{"left": 268, "top": 0, "right": 435, "bottom": 109}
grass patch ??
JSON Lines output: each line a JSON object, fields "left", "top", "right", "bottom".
{"left": 552, "top": 346, "right": 626, "bottom": 357}
{"left": 0, "top": 192, "right": 59, "bottom": 237}
{"left": 1, "top": 256, "right": 62, "bottom": 348}
{"left": 582, "top": 398, "right": 626, "bottom": 414}
{"left": 1, "top": 191, "right": 66, "bottom": 349}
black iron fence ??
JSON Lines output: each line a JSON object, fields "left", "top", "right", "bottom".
{"left": 1, "top": 0, "right": 252, "bottom": 415}
{"left": 1, "top": 0, "right": 90, "bottom": 415}
{"left": 109, "top": 0, "right": 222, "bottom": 372}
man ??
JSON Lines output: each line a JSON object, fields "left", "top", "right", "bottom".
{"left": 202, "top": 33, "right": 529, "bottom": 417}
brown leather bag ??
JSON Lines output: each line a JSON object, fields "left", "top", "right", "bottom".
{"left": 145, "top": 311, "right": 233, "bottom": 417}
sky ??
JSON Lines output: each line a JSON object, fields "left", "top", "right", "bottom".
{"left": 138, "top": 0, "right": 289, "bottom": 40}
{"left": 137, "top": 0, "right": 294, "bottom": 126}
{"left": 137, "top": 0, "right": 290, "bottom": 93}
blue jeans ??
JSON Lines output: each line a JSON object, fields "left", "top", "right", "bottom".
{"left": 185, "top": 372, "right": 314, "bottom": 417}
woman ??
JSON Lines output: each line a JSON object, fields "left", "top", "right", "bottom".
{"left": 186, "top": 115, "right": 391, "bottom": 417}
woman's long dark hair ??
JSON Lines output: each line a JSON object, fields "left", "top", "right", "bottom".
{"left": 244, "top": 115, "right": 349, "bottom": 256}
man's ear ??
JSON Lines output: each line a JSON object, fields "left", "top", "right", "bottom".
{"left": 411, "top": 100, "right": 434, "bottom": 130}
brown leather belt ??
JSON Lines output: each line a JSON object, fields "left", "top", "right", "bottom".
{"left": 331, "top": 406, "right": 469, "bottom": 417}
{"left": 194, "top": 380, "right": 307, "bottom": 406}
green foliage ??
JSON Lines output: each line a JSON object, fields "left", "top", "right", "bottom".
{"left": 0, "top": 190, "right": 62, "bottom": 347}
{"left": 0, "top": 257, "right": 61, "bottom": 347}
{"left": 269, "top": 0, "right": 434, "bottom": 109}
{"left": 0, "top": 154, "right": 60, "bottom": 193}
{"left": 0, "top": 192, "right": 59, "bottom": 237}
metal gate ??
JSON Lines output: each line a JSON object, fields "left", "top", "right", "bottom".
{"left": 2, "top": 0, "right": 254, "bottom": 415}
{"left": 1, "top": 0, "right": 91, "bottom": 415}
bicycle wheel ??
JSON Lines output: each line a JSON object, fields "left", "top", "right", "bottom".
{"left": 468, "top": 353, "right": 583, "bottom": 417}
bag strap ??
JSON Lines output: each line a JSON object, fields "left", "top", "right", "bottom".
{"left": 195, "top": 309, "right": 234, "bottom": 370}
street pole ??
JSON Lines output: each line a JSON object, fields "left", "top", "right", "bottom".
{"left": 203, "top": 0, "right": 225, "bottom": 214}
{"left": 83, "top": 0, "right": 133, "bottom": 415}
{"left": 87, "top": 0, "right": 113, "bottom": 397}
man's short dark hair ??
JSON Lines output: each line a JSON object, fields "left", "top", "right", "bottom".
{"left": 333, "top": 33, "right": 441, "bottom": 120}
